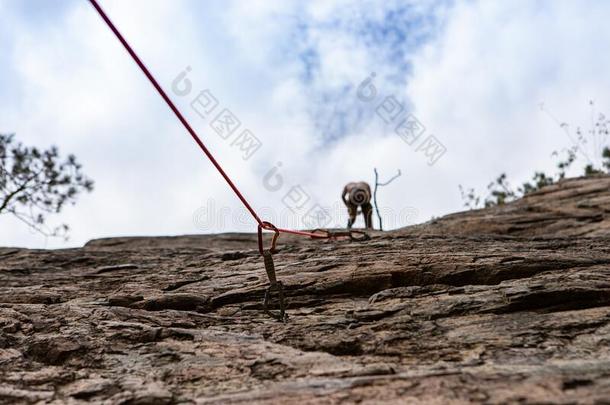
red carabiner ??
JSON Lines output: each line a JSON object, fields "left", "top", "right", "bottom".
{"left": 257, "top": 221, "right": 280, "bottom": 255}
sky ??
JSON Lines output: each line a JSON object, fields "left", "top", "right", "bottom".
{"left": 1, "top": 0, "right": 610, "bottom": 248}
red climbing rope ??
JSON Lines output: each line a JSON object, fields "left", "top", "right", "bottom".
{"left": 88, "top": 0, "right": 264, "bottom": 225}
{"left": 88, "top": 0, "right": 331, "bottom": 245}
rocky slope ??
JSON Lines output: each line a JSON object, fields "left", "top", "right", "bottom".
{"left": 1, "top": 176, "right": 610, "bottom": 404}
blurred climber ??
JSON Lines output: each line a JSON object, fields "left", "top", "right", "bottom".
{"left": 342, "top": 181, "right": 373, "bottom": 229}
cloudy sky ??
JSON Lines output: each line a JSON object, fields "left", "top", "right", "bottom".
{"left": 1, "top": 0, "right": 610, "bottom": 248}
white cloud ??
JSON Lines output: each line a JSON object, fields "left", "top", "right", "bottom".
{"left": 407, "top": 0, "right": 610, "bottom": 188}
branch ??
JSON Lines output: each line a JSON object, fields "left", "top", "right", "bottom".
{"left": 0, "top": 179, "right": 32, "bottom": 213}
{"left": 376, "top": 169, "right": 402, "bottom": 187}
{"left": 0, "top": 170, "right": 42, "bottom": 214}
{"left": 8, "top": 208, "right": 68, "bottom": 240}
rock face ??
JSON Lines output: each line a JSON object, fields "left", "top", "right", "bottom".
{"left": 411, "top": 174, "right": 610, "bottom": 238}
{"left": 2, "top": 175, "right": 610, "bottom": 404}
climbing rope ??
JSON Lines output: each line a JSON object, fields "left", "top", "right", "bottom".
{"left": 88, "top": 0, "right": 369, "bottom": 321}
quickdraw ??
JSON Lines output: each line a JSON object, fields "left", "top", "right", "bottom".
{"left": 257, "top": 225, "right": 369, "bottom": 322}
{"left": 88, "top": 0, "right": 370, "bottom": 322}
{"left": 262, "top": 250, "right": 287, "bottom": 322}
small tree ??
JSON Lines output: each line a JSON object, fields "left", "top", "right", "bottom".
{"left": 373, "top": 168, "right": 401, "bottom": 230}
{"left": 0, "top": 134, "right": 94, "bottom": 239}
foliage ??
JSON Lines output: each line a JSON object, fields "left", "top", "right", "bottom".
{"left": 0, "top": 133, "right": 94, "bottom": 239}
{"left": 460, "top": 102, "right": 610, "bottom": 210}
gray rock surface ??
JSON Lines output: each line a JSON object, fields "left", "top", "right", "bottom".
{"left": 2, "top": 175, "right": 610, "bottom": 403}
